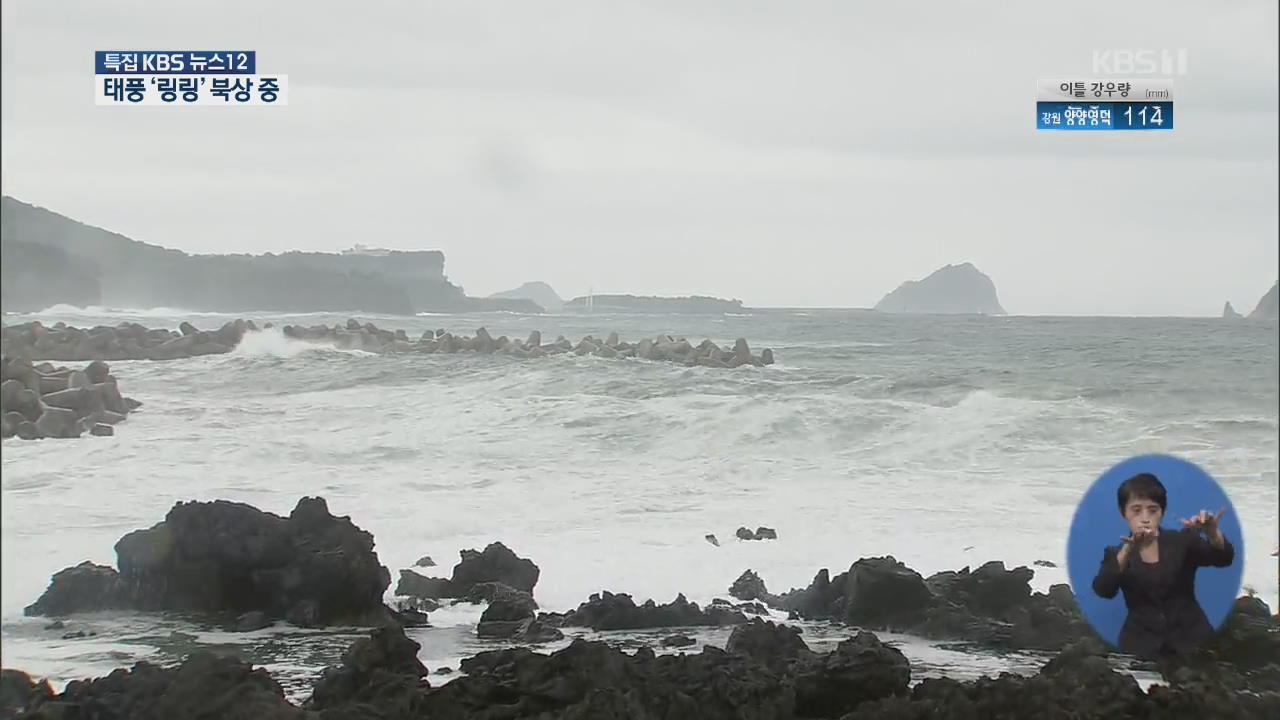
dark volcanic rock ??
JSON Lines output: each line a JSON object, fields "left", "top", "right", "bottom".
{"left": 395, "top": 569, "right": 454, "bottom": 600}
{"left": 1153, "top": 664, "right": 1280, "bottom": 718}
{"left": 724, "top": 618, "right": 911, "bottom": 716}
{"left": 795, "top": 631, "right": 912, "bottom": 717}
{"left": 776, "top": 568, "right": 840, "bottom": 619}
{"left": 1203, "top": 596, "right": 1280, "bottom": 671}
{"left": 306, "top": 624, "right": 430, "bottom": 716}
{"left": 711, "top": 597, "right": 772, "bottom": 616}
{"left": 724, "top": 618, "right": 811, "bottom": 671}
{"left": 763, "top": 558, "right": 1091, "bottom": 652}
{"left": 661, "top": 633, "right": 697, "bottom": 648}
{"left": 729, "top": 569, "right": 777, "bottom": 604}
{"left": 477, "top": 597, "right": 564, "bottom": 643}
{"left": 27, "top": 497, "right": 392, "bottom": 628}
{"left": 7, "top": 610, "right": 1278, "bottom": 720}
{"left": 419, "top": 638, "right": 795, "bottom": 720}
{"left": 553, "top": 591, "right": 748, "bottom": 631}
{"left": 851, "top": 635, "right": 1280, "bottom": 719}
{"left": 455, "top": 581, "right": 537, "bottom": 609}
{"left": 921, "top": 563, "right": 1091, "bottom": 651}
{"left": 0, "top": 669, "right": 52, "bottom": 718}
{"left": 478, "top": 596, "right": 536, "bottom": 623}
{"left": 24, "top": 561, "right": 128, "bottom": 617}
{"left": 838, "top": 557, "right": 935, "bottom": 628}
{"left": 16, "top": 652, "right": 305, "bottom": 720}
{"left": 928, "top": 561, "right": 1033, "bottom": 617}
{"left": 398, "top": 542, "right": 540, "bottom": 600}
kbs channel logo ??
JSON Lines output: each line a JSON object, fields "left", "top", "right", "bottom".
{"left": 95, "top": 50, "right": 289, "bottom": 106}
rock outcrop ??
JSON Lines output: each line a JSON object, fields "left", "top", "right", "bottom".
{"left": 1223, "top": 301, "right": 1243, "bottom": 319}
{"left": 477, "top": 597, "right": 565, "bottom": 643}
{"left": 489, "top": 281, "right": 563, "bottom": 313}
{"left": 8, "top": 653, "right": 306, "bottom": 720}
{"left": 736, "top": 526, "right": 778, "bottom": 541}
{"left": 542, "top": 591, "right": 749, "bottom": 631}
{"left": 1, "top": 357, "right": 138, "bottom": 439}
{"left": 853, "top": 636, "right": 1280, "bottom": 720}
{"left": 0, "top": 196, "right": 457, "bottom": 314}
{"left": 1203, "top": 595, "right": 1280, "bottom": 673}
{"left": 874, "top": 262, "right": 1007, "bottom": 315}
{"left": 25, "top": 497, "right": 396, "bottom": 628}
{"left": 394, "top": 542, "right": 540, "bottom": 601}
{"left": 743, "top": 557, "right": 1092, "bottom": 652}
{"left": 1248, "top": 281, "right": 1278, "bottom": 319}
{"left": 305, "top": 624, "right": 431, "bottom": 716}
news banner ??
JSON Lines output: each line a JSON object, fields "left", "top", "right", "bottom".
{"left": 95, "top": 51, "right": 288, "bottom": 105}
{"left": 1036, "top": 78, "right": 1172, "bottom": 131}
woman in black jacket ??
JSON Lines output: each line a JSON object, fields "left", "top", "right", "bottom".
{"left": 1091, "top": 472, "right": 1235, "bottom": 659}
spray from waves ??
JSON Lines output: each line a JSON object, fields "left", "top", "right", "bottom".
{"left": 17, "top": 304, "right": 239, "bottom": 319}
{"left": 230, "top": 329, "right": 376, "bottom": 358}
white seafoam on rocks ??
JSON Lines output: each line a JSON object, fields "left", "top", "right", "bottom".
{"left": 1, "top": 307, "right": 1276, "bottom": 699}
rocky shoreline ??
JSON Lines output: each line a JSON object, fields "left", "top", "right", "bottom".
{"left": 1, "top": 319, "right": 777, "bottom": 368}
{"left": 0, "top": 357, "right": 139, "bottom": 440}
{"left": 8, "top": 496, "right": 1278, "bottom": 718}
{"left": 3, "top": 612, "right": 1276, "bottom": 719}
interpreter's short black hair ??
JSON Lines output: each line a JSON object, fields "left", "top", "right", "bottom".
{"left": 1117, "top": 473, "right": 1167, "bottom": 515}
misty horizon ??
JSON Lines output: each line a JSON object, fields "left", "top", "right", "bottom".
{"left": 2, "top": 1, "right": 1277, "bottom": 315}
{"left": 2, "top": 193, "right": 1274, "bottom": 318}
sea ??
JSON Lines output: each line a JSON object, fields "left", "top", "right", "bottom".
{"left": 2, "top": 306, "right": 1277, "bottom": 700}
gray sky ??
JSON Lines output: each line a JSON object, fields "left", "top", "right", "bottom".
{"left": 2, "top": 0, "right": 1277, "bottom": 315}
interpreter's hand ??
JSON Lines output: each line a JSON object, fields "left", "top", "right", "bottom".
{"left": 1121, "top": 528, "right": 1158, "bottom": 547}
{"left": 1180, "top": 507, "right": 1225, "bottom": 535}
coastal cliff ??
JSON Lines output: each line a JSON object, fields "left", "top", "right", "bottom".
{"left": 0, "top": 197, "right": 531, "bottom": 315}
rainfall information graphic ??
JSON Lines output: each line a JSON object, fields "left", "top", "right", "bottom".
{"left": 95, "top": 51, "right": 288, "bottom": 106}
{"left": 1036, "top": 79, "right": 1172, "bottom": 131}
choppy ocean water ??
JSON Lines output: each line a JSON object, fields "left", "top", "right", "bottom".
{"left": 2, "top": 306, "right": 1276, "bottom": 698}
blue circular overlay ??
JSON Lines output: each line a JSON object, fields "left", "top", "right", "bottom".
{"left": 1066, "top": 454, "right": 1245, "bottom": 648}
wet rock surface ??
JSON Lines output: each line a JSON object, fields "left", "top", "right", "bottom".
{"left": 10, "top": 615, "right": 1276, "bottom": 719}
{"left": 25, "top": 497, "right": 395, "bottom": 629}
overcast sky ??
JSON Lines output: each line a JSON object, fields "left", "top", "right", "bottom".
{"left": 2, "top": 0, "right": 1277, "bottom": 315}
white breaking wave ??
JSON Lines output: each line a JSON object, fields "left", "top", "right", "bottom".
{"left": 22, "top": 304, "right": 239, "bottom": 319}
{"left": 229, "top": 329, "right": 376, "bottom": 358}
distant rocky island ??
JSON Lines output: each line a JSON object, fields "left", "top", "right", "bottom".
{"left": 0, "top": 197, "right": 539, "bottom": 315}
{"left": 874, "top": 262, "right": 1006, "bottom": 315}
{"left": 1221, "top": 282, "right": 1277, "bottom": 320}
{"left": 489, "top": 281, "right": 564, "bottom": 313}
{"left": 1248, "top": 282, "right": 1278, "bottom": 319}
{"left": 564, "top": 294, "right": 746, "bottom": 314}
